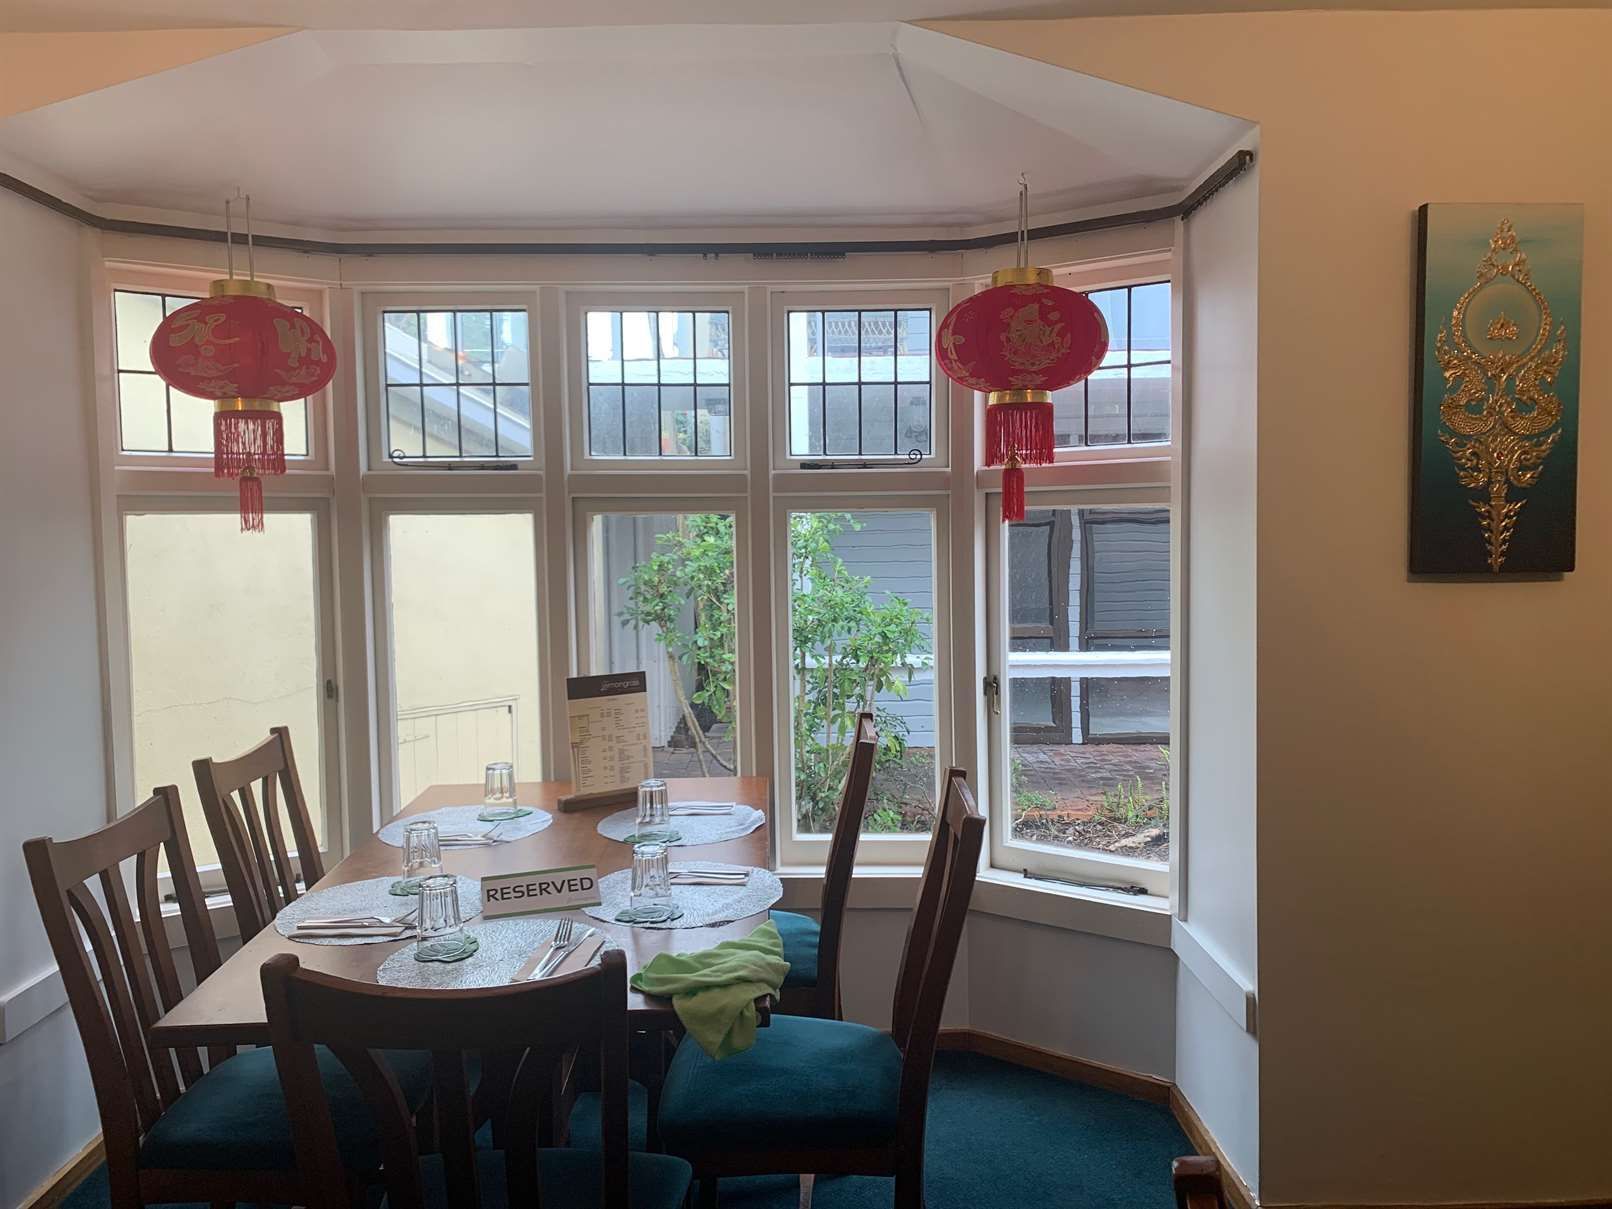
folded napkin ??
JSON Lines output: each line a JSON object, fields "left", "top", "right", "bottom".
{"left": 629, "top": 921, "right": 789, "bottom": 1059}
{"left": 671, "top": 803, "right": 735, "bottom": 816}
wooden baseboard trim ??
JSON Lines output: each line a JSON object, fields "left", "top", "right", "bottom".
{"left": 19, "top": 1134, "right": 103, "bottom": 1209}
{"left": 938, "top": 1028, "right": 1172, "bottom": 1105}
{"left": 1170, "top": 1088, "right": 1257, "bottom": 1209}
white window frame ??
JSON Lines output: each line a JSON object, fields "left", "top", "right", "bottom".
{"left": 110, "top": 494, "right": 345, "bottom": 891}
{"left": 108, "top": 264, "right": 334, "bottom": 474}
{"left": 563, "top": 290, "right": 749, "bottom": 473}
{"left": 771, "top": 287, "right": 952, "bottom": 472}
{"left": 359, "top": 290, "right": 540, "bottom": 472}
{"left": 367, "top": 496, "right": 550, "bottom": 822}
{"left": 772, "top": 493, "right": 953, "bottom": 869}
{"left": 570, "top": 497, "right": 755, "bottom": 780}
{"left": 983, "top": 485, "right": 1173, "bottom": 897}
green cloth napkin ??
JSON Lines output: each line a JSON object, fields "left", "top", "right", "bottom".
{"left": 629, "top": 920, "right": 790, "bottom": 1059}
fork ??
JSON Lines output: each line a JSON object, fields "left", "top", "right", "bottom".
{"left": 531, "top": 919, "right": 574, "bottom": 980}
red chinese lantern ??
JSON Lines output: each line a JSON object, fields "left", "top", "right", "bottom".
{"left": 936, "top": 264, "right": 1108, "bottom": 521}
{"left": 149, "top": 278, "right": 336, "bottom": 531}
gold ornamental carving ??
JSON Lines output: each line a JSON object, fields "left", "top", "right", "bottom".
{"left": 1434, "top": 218, "right": 1567, "bottom": 572}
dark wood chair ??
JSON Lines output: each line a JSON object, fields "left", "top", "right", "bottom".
{"left": 1173, "top": 1156, "right": 1229, "bottom": 1209}
{"left": 260, "top": 947, "right": 693, "bottom": 1209}
{"left": 193, "top": 724, "right": 323, "bottom": 940}
{"left": 23, "top": 785, "right": 388, "bottom": 1207}
{"left": 658, "top": 768, "right": 984, "bottom": 1209}
{"left": 773, "top": 711, "right": 878, "bottom": 1019}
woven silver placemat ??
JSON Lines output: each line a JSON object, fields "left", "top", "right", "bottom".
{"left": 374, "top": 917, "right": 612, "bottom": 990}
{"left": 274, "top": 875, "right": 482, "bottom": 946}
{"left": 377, "top": 805, "right": 553, "bottom": 847}
{"left": 582, "top": 863, "right": 781, "bottom": 930}
{"left": 595, "top": 805, "right": 765, "bottom": 847}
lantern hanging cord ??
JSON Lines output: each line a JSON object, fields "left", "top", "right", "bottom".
{"left": 1016, "top": 173, "right": 1029, "bottom": 269}
{"left": 223, "top": 197, "right": 234, "bottom": 280}
{"left": 245, "top": 192, "right": 255, "bottom": 282}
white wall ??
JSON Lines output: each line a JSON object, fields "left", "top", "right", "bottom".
{"left": 1176, "top": 139, "right": 1261, "bottom": 1190}
{"left": 938, "top": 12, "right": 1612, "bottom": 1205}
{"left": 0, "top": 190, "right": 105, "bottom": 1206}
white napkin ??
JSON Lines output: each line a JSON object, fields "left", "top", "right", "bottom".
{"left": 671, "top": 802, "right": 736, "bottom": 815}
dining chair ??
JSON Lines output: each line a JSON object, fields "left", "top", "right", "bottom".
{"left": 193, "top": 724, "right": 323, "bottom": 940}
{"left": 658, "top": 768, "right": 984, "bottom": 1209}
{"left": 260, "top": 947, "right": 694, "bottom": 1209}
{"left": 772, "top": 711, "right": 878, "bottom": 1020}
{"left": 1173, "top": 1156, "right": 1229, "bottom": 1209}
{"left": 23, "top": 786, "right": 433, "bottom": 1208}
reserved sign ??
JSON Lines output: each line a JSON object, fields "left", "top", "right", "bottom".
{"left": 481, "top": 864, "right": 603, "bottom": 919}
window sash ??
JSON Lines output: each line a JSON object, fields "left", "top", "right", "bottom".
{"left": 772, "top": 495, "right": 952, "bottom": 868}
{"left": 983, "top": 486, "right": 1173, "bottom": 896}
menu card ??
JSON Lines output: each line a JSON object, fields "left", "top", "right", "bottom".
{"left": 566, "top": 672, "right": 653, "bottom": 796}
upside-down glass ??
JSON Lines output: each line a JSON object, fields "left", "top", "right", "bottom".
{"left": 629, "top": 841, "right": 672, "bottom": 913}
{"left": 402, "top": 820, "right": 443, "bottom": 882}
{"left": 483, "top": 761, "right": 518, "bottom": 820}
{"left": 416, "top": 874, "right": 466, "bottom": 946}
{"left": 636, "top": 778, "right": 670, "bottom": 839}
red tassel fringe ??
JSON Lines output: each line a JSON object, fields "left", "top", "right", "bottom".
{"left": 214, "top": 410, "right": 285, "bottom": 479}
{"left": 985, "top": 401, "right": 1054, "bottom": 467}
{"left": 238, "top": 473, "right": 265, "bottom": 533}
{"left": 1002, "top": 465, "right": 1026, "bottom": 522}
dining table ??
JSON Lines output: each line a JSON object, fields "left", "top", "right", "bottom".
{"left": 150, "top": 776, "right": 774, "bottom": 1048}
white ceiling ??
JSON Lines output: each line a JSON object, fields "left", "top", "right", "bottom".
{"left": 0, "top": 23, "right": 1249, "bottom": 232}
{"left": 3, "top": 0, "right": 1607, "bottom": 32}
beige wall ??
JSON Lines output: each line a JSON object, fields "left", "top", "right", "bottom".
{"left": 936, "top": 11, "right": 1612, "bottom": 1206}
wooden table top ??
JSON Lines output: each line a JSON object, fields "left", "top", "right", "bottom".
{"left": 151, "top": 777, "right": 772, "bottom": 1047}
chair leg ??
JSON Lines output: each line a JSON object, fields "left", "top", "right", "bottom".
{"left": 798, "top": 1173, "right": 815, "bottom": 1209}
{"left": 893, "top": 1166, "right": 924, "bottom": 1209}
{"left": 698, "top": 1175, "right": 719, "bottom": 1208}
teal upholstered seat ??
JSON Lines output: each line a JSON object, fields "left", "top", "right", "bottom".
{"left": 567, "top": 1080, "right": 650, "bottom": 1151}
{"left": 394, "top": 1146, "right": 691, "bottom": 1209}
{"left": 139, "top": 1045, "right": 434, "bottom": 1173}
{"left": 659, "top": 1015, "right": 902, "bottom": 1156}
{"left": 770, "top": 910, "right": 820, "bottom": 989}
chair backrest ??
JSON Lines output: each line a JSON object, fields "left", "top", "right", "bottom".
{"left": 1173, "top": 1156, "right": 1229, "bottom": 1209}
{"left": 193, "top": 725, "right": 322, "bottom": 939}
{"left": 261, "top": 948, "right": 633, "bottom": 1209}
{"left": 23, "top": 787, "right": 227, "bottom": 1178}
{"left": 889, "top": 770, "right": 984, "bottom": 1127}
{"left": 815, "top": 712, "right": 878, "bottom": 1014}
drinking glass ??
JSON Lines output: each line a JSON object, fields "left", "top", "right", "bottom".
{"left": 483, "top": 761, "right": 519, "bottom": 820}
{"left": 402, "top": 821, "right": 443, "bottom": 883}
{"left": 636, "top": 778, "right": 670, "bottom": 839}
{"left": 416, "top": 874, "right": 466, "bottom": 946}
{"left": 629, "top": 841, "right": 672, "bottom": 914}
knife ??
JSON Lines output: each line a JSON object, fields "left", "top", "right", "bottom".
{"left": 548, "top": 934, "right": 606, "bottom": 978}
{"left": 510, "top": 935, "right": 559, "bottom": 983}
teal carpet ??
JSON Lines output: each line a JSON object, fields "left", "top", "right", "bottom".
{"left": 62, "top": 1051, "right": 1189, "bottom": 1208}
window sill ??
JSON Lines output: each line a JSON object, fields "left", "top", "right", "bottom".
{"left": 775, "top": 865, "right": 1170, "bottom": 949}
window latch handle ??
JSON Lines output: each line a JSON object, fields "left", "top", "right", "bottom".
{"left": 983, "top": 674, "right": 1001, "bottom": 716}
{"left": 325, "top": 678, "right": 338, "bottom": 701}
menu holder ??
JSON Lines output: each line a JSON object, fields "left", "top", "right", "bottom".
{"left": 555, "top": 786, "right": 638, "bottom": 814}
{"left": 560, "top": 672, "right": 653, "bottom": 812}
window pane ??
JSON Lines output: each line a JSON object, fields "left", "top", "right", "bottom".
{"left": 1131, "top": 365, "right": 1170, "bottom": 444}
{"left": 697, "top": 386, "right": 731, "bottom": 457}
{"left": 589, "top": 385, "right": 625, "bottom": 456}
{"left": 789, "top": 510, "right": 936, "bottom": 836}
{"left": 125, "top": 511, "right": 325, "bottom": 867}
{"left": 119, "top": 373, "right": 168, "bottom": 451}
{"left": 1006, "top": 506, "right": 1170, "bottom": 864}
{"left": 587, "top": 513, "right": 737, "bottom": 781}
{"left": 169, "top": 392, "right": 214, "bottom": 453}
{"left": 461, "top": 385, "right": 497, "bottom": 457}
{"left": 115, "top": 292, "right": 162, "bottom": 373}
{"left": 384, "top": 311, "right": 420, "bottom": 383}
{"left": 455, "top": 312, "right": 493, "bottom": 383}
{"left": 423, "top": 386, "right": 460, "bottom": 456}
{"left": 1091, "top": 288, "right": 1128, "bottom": 365}
{"left": 420, "top": 312, "right": 458, "bottom": 381}
{"left": 1051, "top": 381, "right": 1085, "bottom": 448}
{"left": 386, "top": 514, "right": 541, "bottom": 809}
{"left": 789, "top": 308, "right": 931, "bottom": 459}
{"left": 387, "top": 387, "right": 424, "bottom": 458}
{"left": 497, "top": 386, "right": 533, "bottom": 457}
{"left": 584, "top": 311, "right": 729, "bottom": 458}
{"left": 494, "top": 312, "right": 529, "bottom": 384}
{"left": 1086, "top": 368, "right": 1128, "bottom": 446}
{"left": 1131, "top": 282, "right": 1171, "bottom": 362}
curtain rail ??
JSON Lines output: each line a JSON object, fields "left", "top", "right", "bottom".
{"left": 0, "top": 150, "right": 1252, "bottom": 259}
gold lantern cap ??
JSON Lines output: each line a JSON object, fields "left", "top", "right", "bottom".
{"left": 990, "top": 266, "right": 1052, "bottom": 288}
{"left": 987, "top": 388, "right": 1053, "bottom": 407}
{"left": 210, "top": 277, "right": 276, "bottom": 299}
